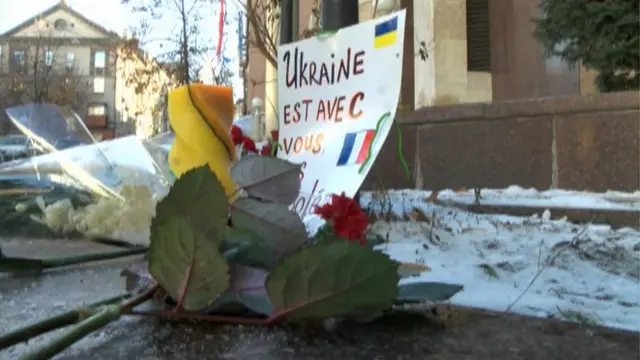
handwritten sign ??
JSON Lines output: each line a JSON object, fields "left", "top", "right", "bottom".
{"left": 277, "top": 11, "right": 406, "bottom": 230}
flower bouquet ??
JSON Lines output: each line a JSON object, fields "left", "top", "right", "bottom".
{"left": 125, "top": 146, "right": 463, "bottom": 325}
{"left": 0, "top": 103, "right": 172, "bottom": 244}
{"left": 0, "top": 85, "right": 462, "bottom": 359}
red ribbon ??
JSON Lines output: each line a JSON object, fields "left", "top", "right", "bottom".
{"left": 216, "top": 0, "right": 225, "bottom": 57}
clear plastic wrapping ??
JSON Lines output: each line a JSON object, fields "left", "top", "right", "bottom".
{"left": 0, "top": 104, "right": 174, "bottom": 246}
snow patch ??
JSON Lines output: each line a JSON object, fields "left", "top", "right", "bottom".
{"left": 361, "top": 189, "right": 640, "bottom": 332}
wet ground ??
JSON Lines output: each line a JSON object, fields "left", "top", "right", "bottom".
{"left": 1, "top": 238, "right": 638, "bottom": 360}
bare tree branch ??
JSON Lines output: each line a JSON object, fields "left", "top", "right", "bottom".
{"left": 0, "top": 28, "right": 92, "bottom": 112}
{"left": 235, "top": 0, "right": 321, "bottom": 69}
{"left": 121, "top": 0, "right": 215, "bottom": 84}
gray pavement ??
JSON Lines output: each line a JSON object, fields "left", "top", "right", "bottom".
{"left": 1, "top": 238, "right": 638, "bottom": 360}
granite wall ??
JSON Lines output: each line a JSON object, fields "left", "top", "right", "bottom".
{"left": 363, "top": 91, "right": 640, "bottom": 192}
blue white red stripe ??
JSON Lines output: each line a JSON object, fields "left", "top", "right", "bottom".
{"left": 336, "top": 130, "right": 375, "bottom": 166}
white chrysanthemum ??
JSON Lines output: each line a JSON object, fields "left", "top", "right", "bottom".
{"left": 29, "top": 166, "right": 165, "bottom": 247}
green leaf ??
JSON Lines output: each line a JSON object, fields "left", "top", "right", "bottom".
{"left": 154, "top": 166, "right": 228, "bottom": 242}
{"left": 396, "top": 282, "right": 463, "bottom": 303}
{"left": 209, "top": 265, "right": 272, "bottom": 316}
{"left": 211, "top": 292, "right": 273, "bottom": 316}
{"left": 148, "top": 217, "right": 230, "bottom": 311}
{"left": 230, "top": 156, "right": 302, "bottom": 206}
{"left": 311, "top": 223, "right": 346, "bottom": 245}
{"left": 223, "top": 227, "right": 277, "bottom": 270}
{"left": 266, "top": 241, "right": 400, "bottom": 321}
{"left": 230, "top": 198, "right": 308, "bottom": 259}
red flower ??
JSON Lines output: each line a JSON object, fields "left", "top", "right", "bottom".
{"left": 314, "top": 192, "right": 368, "bottom": 245}
{"left": 231, "top": 125, "right": 244, "bottom": 145}
{"left": 260, "top": 143, "right": 272, "bottom": 156}
{"left": 242, "top": 136, "right": 257, "bottom": 153}
{"left": 270, "top": 130, "right": 279, "bottom": 142}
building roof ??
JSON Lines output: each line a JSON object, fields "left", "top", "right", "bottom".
{"left": 0, "top": 0, "right": 119, "bottom": 38}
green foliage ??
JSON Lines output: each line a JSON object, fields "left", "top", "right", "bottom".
{"left": 311, "top": 223, "right": 348, "bottom": 245}
{"left": 534, "top": 0, "right": 639, "bottom": 92}
{"left": 230, "top": 198, "right": 308, "bottom": 259}
{"left": 396, "top": 282, "right": 463, "bottom": 303}
{"left": 230, "top": 155, "right": 302, "bottom": 206}
{"left": 143, "top": 158, "right": 462, "bottom": 323}
{"left": 209, "top": 265, "right": 272, "bottom": 316}
{"left": 148, "top": 166, "right": 230, "bottom": 311}
{"left": 154, "top": 166, "right": 228, "bottom": 240}
{"left": 210, "top": 291, "right": 272, "bottom": 316}
{"left": 222, "top": 227, "right": 277, "bottom": 270}
{"left": 266, "top": 241, "right": 400, "bottom": 321}
{"left": 148, "top": 217, "right": 230, "bottom": 311}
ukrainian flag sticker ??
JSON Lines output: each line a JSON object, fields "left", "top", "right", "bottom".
{"left": 374, "top": 16, "right": 398, "bottom": 49}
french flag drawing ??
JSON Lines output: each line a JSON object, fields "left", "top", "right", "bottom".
{"left": 336, "top": 129, "right": 376, "bottom": 166}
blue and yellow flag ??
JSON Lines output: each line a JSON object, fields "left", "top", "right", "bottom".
{"left": 374, "top": 16, "right": 398, "bottom": 49}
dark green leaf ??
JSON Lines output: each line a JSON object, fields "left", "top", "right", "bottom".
{"left": 396, "top": 282, "right": 463, "bottom": 303}
{"left": 266, "top": 241, "right": 399, "bottom": 321}
{"left": 311, "top": 223, "right": 346, "bottom": 245}
{"left": 230, "top": 156, "right": 302, "bottom": 206}
{"left": 148, "top": 217, "right": 229, "bottom": 311}
{"left": 209, "top": 265, "right": 272, "bottom": 316}
{"left": 211, "top": 292, "right": 272, "bottom": 316}
{"left": 153, "top": 166, "right": 228, "bottom": 243}
{"left": 230, "top": 198, "right": 308, "bottom": 259}
{"left": 223, "top": 227, "right": 277, "bottom": 270}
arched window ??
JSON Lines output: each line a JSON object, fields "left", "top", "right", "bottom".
{"left": 54, "top": 19, "right": 68, "bottom": 31}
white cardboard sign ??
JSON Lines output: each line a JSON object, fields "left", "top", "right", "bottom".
{"left": 277, "top": 11, "right": 406, "bottom": 229}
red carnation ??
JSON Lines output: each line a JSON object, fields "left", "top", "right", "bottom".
{"left": 242, "top": 136, "right": 257, "bottom": 153}
{"left": 260, "top": 143, "right": 272, "bottom": 156}
{"left": 314, "top": 192, "right": 368, "bottom": 245}
{"left": 231, "top": 125, "right": 244, "bottom": 145}
{"left": 270, "top": 130, "right": 279, "bottom": 142}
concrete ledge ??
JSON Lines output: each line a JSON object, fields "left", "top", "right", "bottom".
{"left": 401, "top": 91, "right": 640, "bottom": 125}
{"left": 365, "top": 91, "right": 640, "bottom": 193}
{"left": 461, "top": 203, "right": 640, "bottom": 229}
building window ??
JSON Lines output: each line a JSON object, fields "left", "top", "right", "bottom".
{"left": 12, "top": 50, "right": 26, "bottom": 74}
{"left": 88, "top": 104, "right": 107, "bottom": 116}
{"left": 94, "top": 50, "right": 106, "bottom": 75}
{"left": 54, "top": 19, "right": 68, "bottom": 31}
{"left": 466, "top": 0, "right": 491, "bottom": 72}
{"left": 93, "top": 77, "right": 105, "bottom": 93}
{"left": 13, "top": 50, "right": 25, "bottom": 66}
{"left": 65, "top": 52, "right": 75, "bottom": 70}
{"left": 44, "top": 50, "right": 54, "bottom": 67}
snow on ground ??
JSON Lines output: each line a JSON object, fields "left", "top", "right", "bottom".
{"left": 361, "top": 189, "right": 640, "bottom": 332}
{"left": 429, "top": 186, "right": 639, "bottom": 211}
